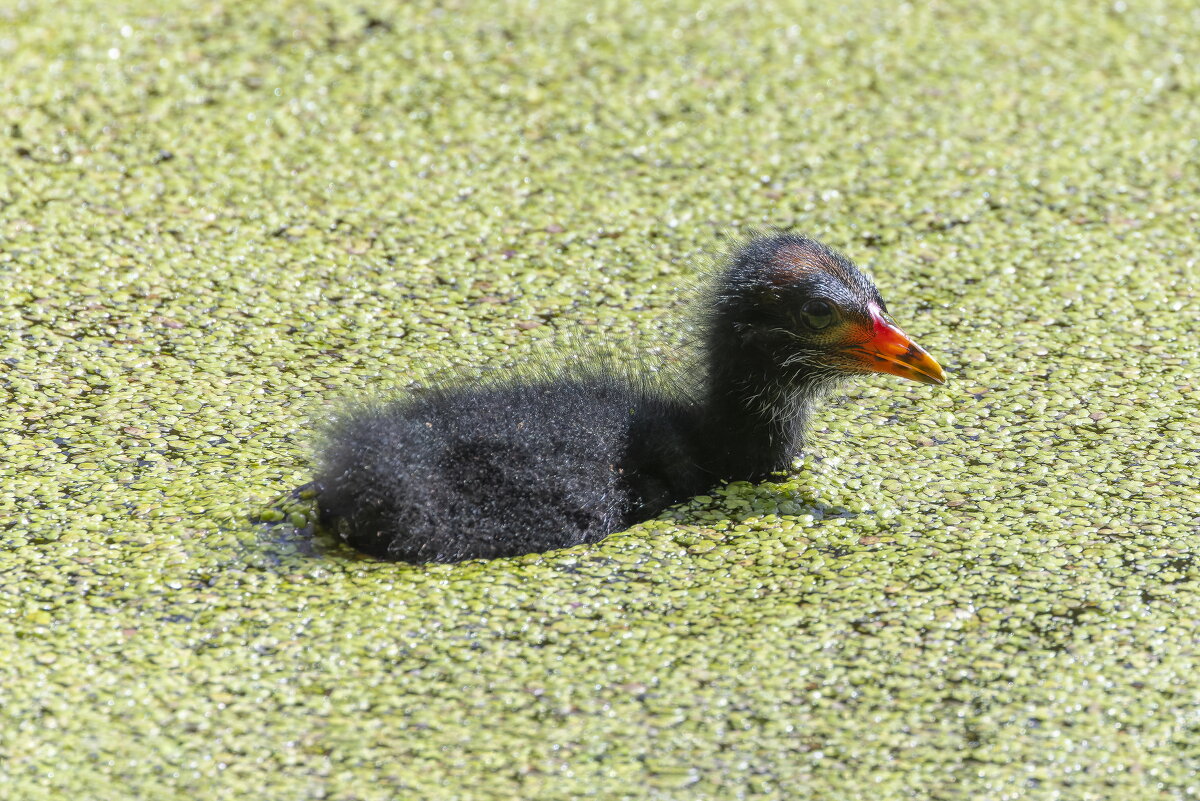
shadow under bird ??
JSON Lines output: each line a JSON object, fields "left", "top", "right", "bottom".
{"left": 316, "top": 234, "right": 946, "bottom": 563}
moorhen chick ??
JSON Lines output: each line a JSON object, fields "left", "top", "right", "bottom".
{"left": 316, "top": 234, "right": 945, "bottom": 562}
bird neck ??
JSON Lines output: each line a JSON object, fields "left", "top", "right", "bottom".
{"left": 697, "top": 342, "right": 815, "bottom": 483}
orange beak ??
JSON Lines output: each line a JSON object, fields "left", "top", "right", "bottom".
{"left": 842, "top": 304, "right": 946, "bottom": 386}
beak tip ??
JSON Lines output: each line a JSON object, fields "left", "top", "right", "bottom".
{"left": 906, "top": 372, "right": 945, "bottom": 386}
{"left": 919, "top": 363, "right": 947, "bottom": 386}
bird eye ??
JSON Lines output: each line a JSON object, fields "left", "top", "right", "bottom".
{"left": 799, "top": 299, "right": 837, "bottom": 331}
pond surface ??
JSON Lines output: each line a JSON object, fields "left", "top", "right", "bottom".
{"left": 1, "top": 1, "right": 1197, "bottom": 798}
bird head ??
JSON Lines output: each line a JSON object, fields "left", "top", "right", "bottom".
{"left": 713, "top": 234, "right": 946, "bottom": 387}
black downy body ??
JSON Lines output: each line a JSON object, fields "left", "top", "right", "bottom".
{"left": 316, "top": 235, "right": 945, "bottom": 562}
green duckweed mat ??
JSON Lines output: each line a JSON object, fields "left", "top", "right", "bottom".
{"left": 2, "top": 1, "right": 1198, "bottom": 798}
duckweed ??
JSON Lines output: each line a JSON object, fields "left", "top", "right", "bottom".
{"left": 2, "top": 0, "right": 1199, "bottom": 798}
